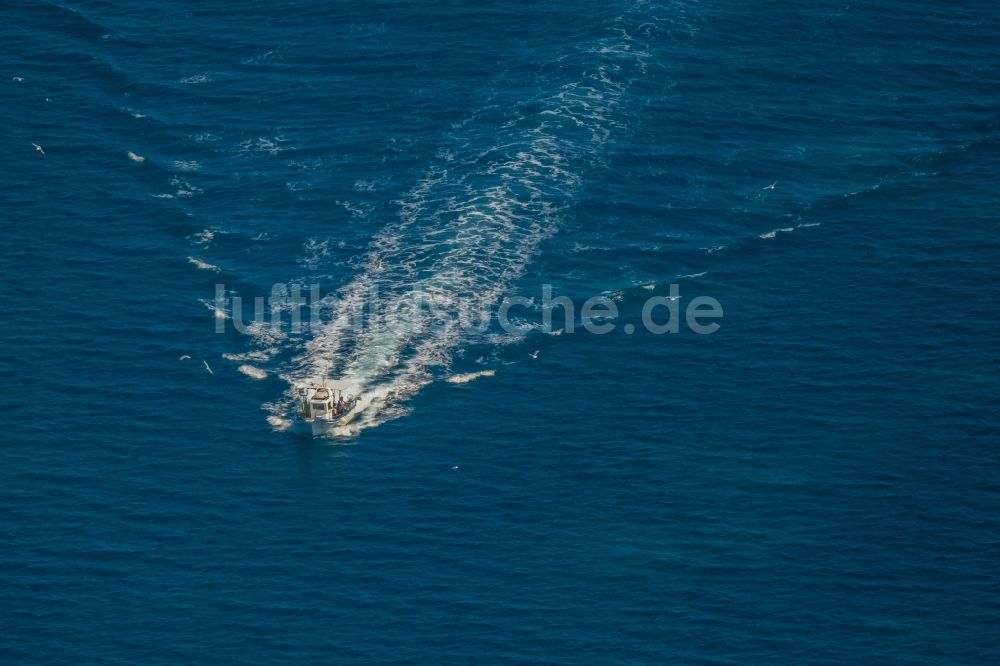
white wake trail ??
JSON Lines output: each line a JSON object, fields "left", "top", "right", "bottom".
{"left": 281, "top": 6, "right": 676, "bottom": 432}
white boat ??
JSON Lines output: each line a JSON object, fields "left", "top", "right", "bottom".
{"left": 298, "top": 380, "right": 364, "bottom": 436}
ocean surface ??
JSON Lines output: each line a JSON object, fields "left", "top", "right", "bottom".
{"left": 3, "top": 0, "right": 999, "bottom": 662}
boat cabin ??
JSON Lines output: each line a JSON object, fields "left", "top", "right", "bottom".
{"left": 300, "top": 381, "right": 356, "bottom": 422}
{"left": 309, "top": 387, "right": 333, "bottom": 418}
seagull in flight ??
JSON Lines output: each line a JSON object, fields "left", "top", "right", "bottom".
{"left": 203, "top": 359, "right": 214, "bottom": 375}
{"left": 32, "top": 143, "right": 45, "bottom": 156}
{"left": 529, "top": 350, "right": 540, "bottom": 359}
{"left": 762, "top": 181, "right": 777, "bottom": 190}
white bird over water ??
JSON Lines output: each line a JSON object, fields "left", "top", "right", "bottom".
{"left": 762, "top": 181, "right": 777, "bottom": 190}
{"left": 529, "top": 350, "right": 540, "bottom": 359}
{"left": 32, "top": 143, "right": 45, "bottom": 156}
{"left": 203, "top": 360, "right": 214, "bottom": 375}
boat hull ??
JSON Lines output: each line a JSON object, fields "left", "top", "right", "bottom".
{"left": 310, "top": 419, "right": 339, "bottom": 437}
{"left": 307, "top": 409, "right": 363, "bottom": 436}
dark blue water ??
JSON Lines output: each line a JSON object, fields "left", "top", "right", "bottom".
{"left": 3, "top": 0, "right": 999, "bottom": 662}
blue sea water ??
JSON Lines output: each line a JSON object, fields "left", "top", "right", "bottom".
{"left": 3, "top": 0, "right": 1000, "bottom": 662}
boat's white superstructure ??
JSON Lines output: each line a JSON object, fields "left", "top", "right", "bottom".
{"left": 299, "top": 380, "right": 363, "bottom": 435}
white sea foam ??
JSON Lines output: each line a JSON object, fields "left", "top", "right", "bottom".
{"left": 353, "top": 176, "right": 391, "bottom": 192}
{"left": 200, "top": 298, "right": 229, "bottom": 320}
{"left": 246, "top": 320, "right": 287, "bottom": 346}
{"left": 238, "top": 364, "right": 268, "bottom": 380}
{"left": 299, "top": 238, "right": 331, "bottom": 271}
{"left": 191, "top": 229, "right": 215, "bottom": 245}
{"left": 262, "top": 402, "right": 293, "bottom": 431}
{"left": 446, "top": 370, "right": 496, "bottom": 384}
{"left": 169, "top": 175, "right": 202, "bottom": 198}
{"left": 287, "top": 158, "right": 324, "bottom": 172}
{"left": 336, "top": 200, "right": 373, "bottom": 220}
{"left": 127, "top": 151, "right": 145, "bottom": 162}
{"left": 236, "top": 136, "right": 289, "bottom": 156}
{"left": 267, "top": 414, "right": 292, "bottom": 431}
{"left": 223, "top": 349, "right": 278, "bottom": 362}
{"left": 188, "top": 256, "right": 219, "bottom": 272}
{"left": 242, "top": 49, "right": 283, "bottom": 65}
{"left": 180, "top": 74, "right": 211, "bottom": 84}
{"left": 760, "top": 227, "right": 794, "bottom": 239}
